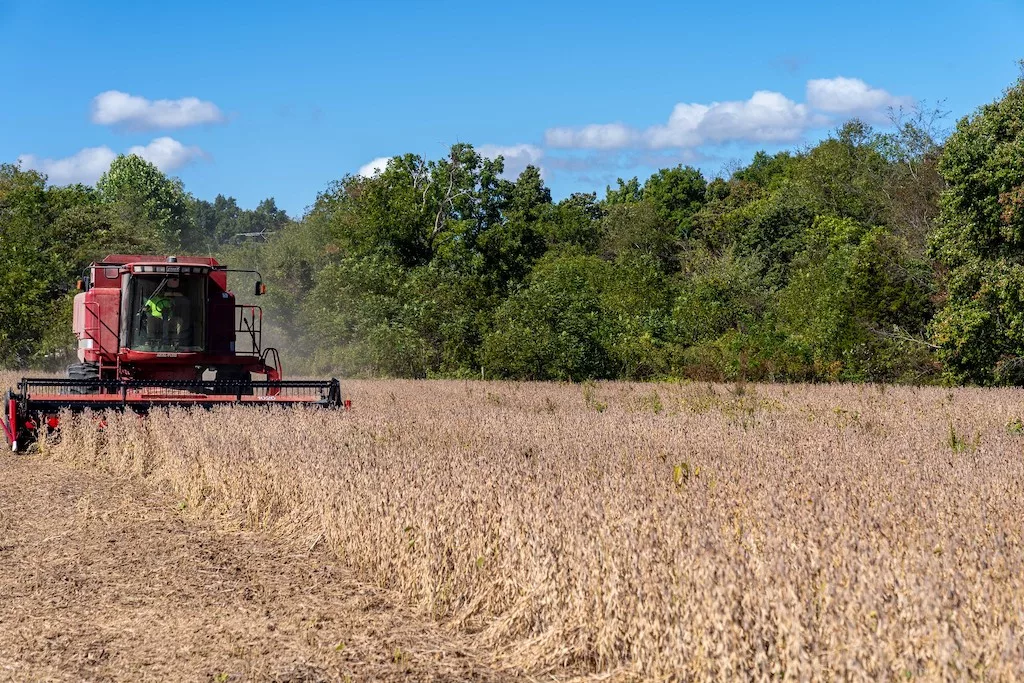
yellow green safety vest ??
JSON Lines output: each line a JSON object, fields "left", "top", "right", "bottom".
{"left": 145, "top": 295, "right": 173, "bottom": 319}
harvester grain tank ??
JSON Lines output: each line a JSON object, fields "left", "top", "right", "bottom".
{"left": 2, "top": 255, "right": 346, "bottom": 452}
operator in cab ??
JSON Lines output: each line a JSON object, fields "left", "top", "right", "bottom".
{"left": 141, "top": 277, "right": 191, "bottom": 351}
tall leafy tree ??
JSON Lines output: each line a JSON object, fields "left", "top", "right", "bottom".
{"left": 930, "top": 72, "right": 1024, "bottom": 384}
{"left": 876, "top": 106, "right": 947, "bottom": 255}
{"left": 600, "top": 201, "right": 677, "bottom": 268}
{"left": 0, "top": 164, "right": 161, "bottom": 366}
{"left": 777, "top": 216, "right": 934, "bottom": 381}
{"left": 543, "top": 192, "right": 603, "bottom": 253}
{"left": 481, "top": 253, "right": 615, "bottom": 380}
{"left": 642, "top": 165, "right": 707, "bottom": 238}
{"left": 477, "top": 165, "right": 549, "bottom": 291}
{"left": 603, "top": 177, "right": 642, "bottom": 205}
{"left": 97, "top": 154, "right": 191, "bottom": 249}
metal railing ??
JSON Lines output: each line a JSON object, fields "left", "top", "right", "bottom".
{"left": 235, "top": 305, "right": 263, "bottom": 356}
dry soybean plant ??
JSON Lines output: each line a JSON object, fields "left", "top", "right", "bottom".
{"left": 39, "top": 379, "right": 1024, "bottom": 679}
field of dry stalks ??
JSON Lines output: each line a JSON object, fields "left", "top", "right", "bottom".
{"left": 9, "top": 372, "right": 1024, "bottom": 679}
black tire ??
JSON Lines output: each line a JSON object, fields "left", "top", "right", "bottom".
{"left": 2, "top": 389, "right": 17, "bottom": 452}
{"left": 4, "top": 389, "right": 35, "bottom": 453}
{"left": 214, "top": 366, "right": 253, "bottom": 396}
{"left": 67, "top": 362, "right": 100, "bottom": 395}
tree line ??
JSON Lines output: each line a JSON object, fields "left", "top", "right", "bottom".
{"left": 3, "top": 72, "right": 1024, "bottom": 384}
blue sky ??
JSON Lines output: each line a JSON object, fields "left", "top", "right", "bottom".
{"left": 2, "top": 0, "right": 1022, "bottom": 217}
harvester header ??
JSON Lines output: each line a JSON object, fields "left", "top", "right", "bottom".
{"left": 2, "top": 254, "right": 346, "bottom": 452}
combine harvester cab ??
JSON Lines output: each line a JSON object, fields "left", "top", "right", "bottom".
{"left": 2, "top": 254, "right": 347, "bottom": 452}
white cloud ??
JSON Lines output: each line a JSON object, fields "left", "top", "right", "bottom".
{"left": 91, "top": 90, "right": 224, "bottom": 130}
{"left": 358, "top": 156, "right": 393, "bottom": 177}
{"left": 549, "top": 92, "right": 814, "bottom": 151}
{"left": 545, "top": 123, "right": 638, "bottom": 150}
{"left": 18, "top": 146, "right": 117, "bottom": 185}
{"left": 477, "top": 143, "right": 545, "bottom": 178}
{"left": 643, "top": 104, "right": 709, "bottom": 148}
{"left": 545, "top": 77, "right": 910, "bottom": 151}
{"left": 127, "top": 137, "right": 205, "bottom": 169}
{"left": 18, "top": 137, "right": 206, "bottom": 186}
{"left": 690, "top": 91, "right": 814, "bottom": 143}
{"left": 806, "top": 77, "right": 913, "bottom": 114}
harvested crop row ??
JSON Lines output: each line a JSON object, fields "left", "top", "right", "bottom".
{"left": 43, "top": 379, "right": 1024, "bottom": 679}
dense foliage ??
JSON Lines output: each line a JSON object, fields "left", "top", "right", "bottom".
{"left": 929, "top": 74, "right": 1024, "bottom": 384}
{"left": 4, "top": 73, "right": 1024, "bottom": 383}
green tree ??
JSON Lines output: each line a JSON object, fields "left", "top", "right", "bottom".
{"left": 601, "top": 254, "right": 672, "bottom": 378}
{"left": 481, "top": 252, "right": 673, "bottom": 380}
{"left": 0, "top": 165, "right": 53, "bottom": 365}
{"left": 642, "top": 165, "right": 706, "bottom": 238}
{"left": 732, "top": 151, "right": 795, "bottom": 188}
{"left": 671, "top": 246, "right": 766, "bottom": 346}
{"left": 790, "top": 120, "right": 890, "bottom": 226}
{"left": 876, "top": 105, "right": 947, "bottom": 255}
{"left": 778, "top": 216, "right": 934, "bottom": 381}
{"left": 405, "top": 265, "right": 493, "bottom": 375}
{"left": 195, "top": 195, "right": 291, "bottom": 251}
{"left": 600, "top": 200, "right": 677, "bottom": 268}
{"left": 0, "top": 164, "right": 161, "bottom": 366}
{"left": 303, "top": 255, "right": 424, "bottom": 376}
{"left": 481, "top": 253, "right": 615, "bottom": 380}
{"left": 603, "top": 177, "right": 642, "bottom": 205}
{"left": 476, "top": 165, "right": 549, "bottom": 291}
{"left": 96, "top": 154, "right": 191, "bottom": 249}
{"left": 929, "top": 72, "right": 1024, "bottom": 384}
{"left": 325, "top": 145, "right": 507, "bottom": 270}
{"left": 543, "top": 192, "right": 603, "bottom": 253}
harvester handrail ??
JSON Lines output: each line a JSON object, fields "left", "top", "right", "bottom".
{"left": 235, "top": 304, "right": 263, "bottom": 356}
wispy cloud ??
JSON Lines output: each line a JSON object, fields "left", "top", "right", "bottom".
{"left": 545, "top": 124, "right": 638, "bottom": 150}
{"left": 91, "top": 90, "right": 225, "bottom": 130}
{"left": 18, "top": 137, "right": 206, "bottom": 185}
{"left": 545, "top": 77, "right": 910, "bottom": 152}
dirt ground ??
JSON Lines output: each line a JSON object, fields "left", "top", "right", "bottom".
{"left": 0, "top": 455, "right": 511, "bottom": 682}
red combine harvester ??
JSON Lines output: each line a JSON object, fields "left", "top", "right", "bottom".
{"left": 2, "top": 255, "right": 345, "bottom": 452}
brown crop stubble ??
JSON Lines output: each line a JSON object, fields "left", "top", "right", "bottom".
{"left": 41, "top": 379, "right": 1024, "bottom": 679}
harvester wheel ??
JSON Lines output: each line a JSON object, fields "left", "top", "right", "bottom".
{"left": 67, "top": 362, "right": 100, "bottom": 394}
{"left": 2, "top": 389, "right": 17, "bottom": 452}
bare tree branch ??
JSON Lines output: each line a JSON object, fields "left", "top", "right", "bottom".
{"left": 871, "top": 325, "right": 940, "bottom": 349}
